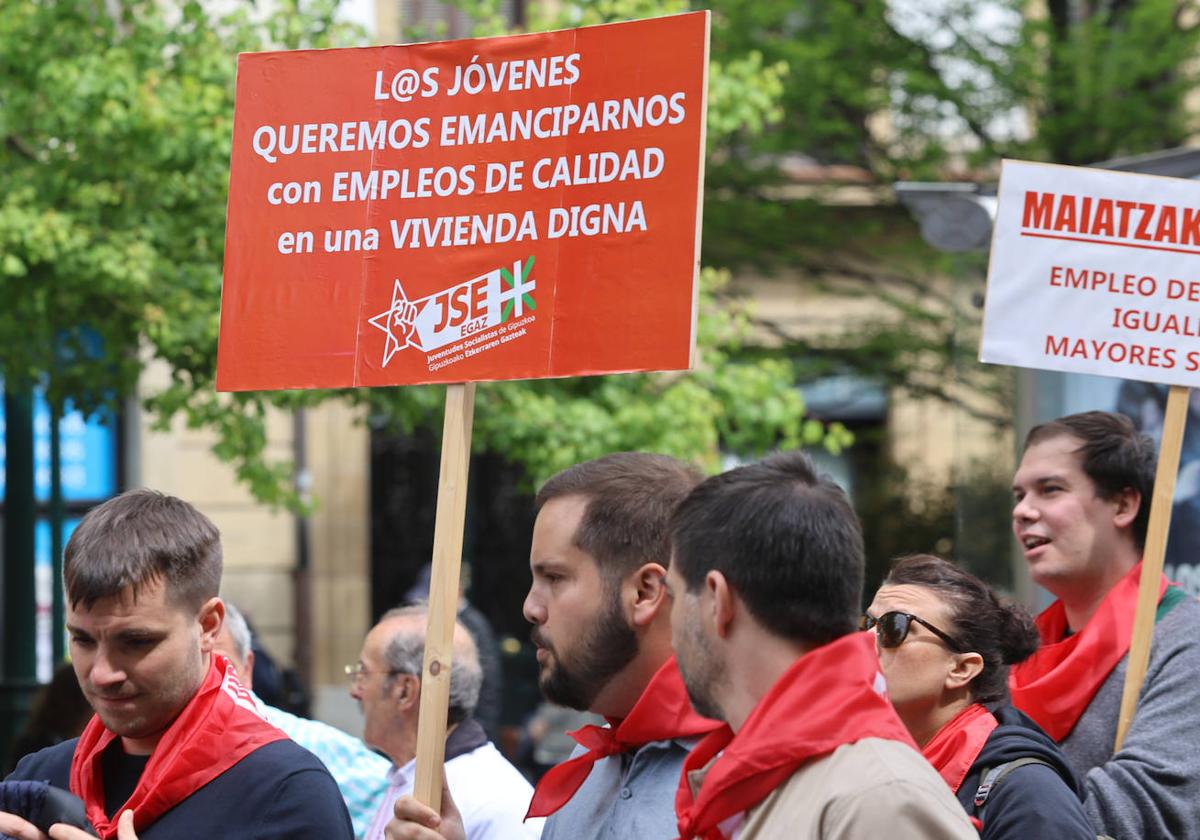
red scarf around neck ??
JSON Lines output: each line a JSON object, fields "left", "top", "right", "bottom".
{"left": 675, "top": 632, "right": 915, "bottom": 840}
{"left": 921, "top": 703, "right": 997, "bottom": 793}
{"left": 1009, "top": 561, "right": 1166, "bottom": 742}
{"left": 70, "top": 655, "right": 286, "bottom": 838}
{"left": 525, "top": 656, "right": 723, "bottom": 819}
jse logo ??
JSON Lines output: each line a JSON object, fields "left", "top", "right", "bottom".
{"left": 368, "top": 256, "right": 536, "bottom": 366}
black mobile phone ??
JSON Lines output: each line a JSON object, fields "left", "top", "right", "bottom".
{"left": 0, "top": 781, "right": 98, "bottom": 838}
{"left": 30, "top": 785, "right": 99, "bottom": 837}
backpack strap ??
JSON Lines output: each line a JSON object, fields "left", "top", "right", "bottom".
{"left": 972, "top": 756, "right": 1056, "bottom": 812}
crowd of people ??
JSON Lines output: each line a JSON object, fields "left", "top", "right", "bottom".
{"left": 1, "top": 409, "right": 1196, "bottom": 839}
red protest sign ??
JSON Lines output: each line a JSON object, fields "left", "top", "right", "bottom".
{"left": 216, "top": 12, "right": 710, "bottom": 392}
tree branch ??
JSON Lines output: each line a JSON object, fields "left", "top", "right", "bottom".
{"left": 5, "top": 135, "right": 37, "bottom": 161}
{"left": 878, "top": 14, "right": 1001, "bottom": 154}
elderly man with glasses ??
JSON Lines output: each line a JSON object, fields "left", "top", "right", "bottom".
{"left": 352, "top": 605, "right": 540, "bottom": 840}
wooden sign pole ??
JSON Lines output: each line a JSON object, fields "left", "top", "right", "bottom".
{"left": 413, "top": 382, "right": 476, "bottom": 810}
{"left": 1115, "top": 384, "right": 1188, "bottom": 750}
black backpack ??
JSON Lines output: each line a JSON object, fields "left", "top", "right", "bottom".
{"left": 972, "top": 758, "right": 1113, "bottom": 839}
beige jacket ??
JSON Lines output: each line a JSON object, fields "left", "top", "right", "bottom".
{"left": 689, "top": 738, "right": 977, "bottom": 840}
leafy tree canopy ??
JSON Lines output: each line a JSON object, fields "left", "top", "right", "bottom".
{"left": 698, "top": 0, "right": 1200, "bottom": 433}
{"left": 1, "top": 0, "right": 843, "bottom": 509}
{"left": 11, "top": 0, "right": 1191, "bottom": 507}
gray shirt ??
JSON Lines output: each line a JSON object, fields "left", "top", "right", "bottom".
{"left": 540, "top": 737, "right": 694, "bottom": 840}
{"left": 1060, "top": 594, "right": 1200, "bottom": 839}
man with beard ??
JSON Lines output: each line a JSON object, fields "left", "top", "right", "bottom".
{"left": 667, "top": 452, "right": 976, "bottom": 839}
{"left": 384, "top": 453, "right": 721, "bottom": 840}
{"left": 1, "top": 489, "right": 353, "bottom": 840}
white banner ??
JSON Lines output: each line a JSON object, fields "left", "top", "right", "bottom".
{"left": 981, "top": 159, "right": 1200, "bottom": 386}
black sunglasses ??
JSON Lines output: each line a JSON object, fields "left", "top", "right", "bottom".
{"left": 860, "top": 611, "right": 965, "bottom": 652}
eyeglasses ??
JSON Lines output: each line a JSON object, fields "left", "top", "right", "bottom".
{"left": 344, "top": 662, "right": 407, "bottom": 682}
{"left": 859, "top": 611, "right": 964, "bottom": 652}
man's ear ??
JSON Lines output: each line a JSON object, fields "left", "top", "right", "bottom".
{"left": 629, "top": 562, "right": 668, "bottom": 628}
{"left": 1112, "top": 487, "right": 1141, "bottom": 531}
{"left": 394, "top": 674, "right": 421, "bottom": 712}
{"left": 198, "top": 597, "right": 224, "bottom": 653}
{"left": 707, "top": 571, "right": 736, "bottom": 639}
{"left": 945, "top": 651, "right": 984, "bottom": 693}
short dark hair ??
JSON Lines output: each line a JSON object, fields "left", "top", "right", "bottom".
{"left": 1024, "top": 411, "right": 1156, "bottom": 549}
{"left": 535, "top": 452, "right": 703, "bottom": 580}
{"left": 883, "top": 554, "right": 1039, "bottom": 704}
{"left": 670, "top": 451, "right": 864, "bottom": 646}
{"left": 64, "top": 488, "right": 222, "bottom": 611}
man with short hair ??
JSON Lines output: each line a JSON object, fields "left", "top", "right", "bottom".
{"left": 354, "top": 607, "right": 537, "bottom": 840}
{"left": 1, "top": 489, "right": 353, "bottom": 840}
{"left": 384, "top": 453, "right": 721, "bottom": 840}
{"left": 215, "top": 602, "right": 391, "bottom": 840}
{"left": 668, "top": 452, "right": 976, "bottom": 839}
{"left": 1009, "top": 410, "right": 1200, "bottom": 838}
{"left": 519, "top": 453, "right": 721, "bottom": 840}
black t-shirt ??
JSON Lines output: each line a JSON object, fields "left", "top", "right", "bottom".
{"left": 6, "top": 738, "right": 353, "bottom": 839}
{"left": 100, "top": 745, "right": 150, "bottom": 818}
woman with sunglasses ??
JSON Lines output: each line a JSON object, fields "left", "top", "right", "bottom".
{"left": 865, "top": 554, "right": 1095, "bottom": 840}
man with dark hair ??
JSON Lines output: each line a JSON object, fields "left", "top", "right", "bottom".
{"left": 385, "top": 453, "right": 721, "bottom": 840}
{"left": 668, "top": 452, "right": 975, "bottom": 839}
{"left": 1, "top": 489, "right": 353, "bottom": 840}
{"left": 1009, "top": 410, "right": 1200, "bottom": 838}
{"left": 352, "top": 607, "right": 536, "bottom": 840}
{"left": 520, "top": 453, "right": 720, "bottom": 840}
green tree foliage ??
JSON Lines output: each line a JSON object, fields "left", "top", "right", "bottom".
{"left": 12, "top": 0, "right": 1187, "bottom": 507}
{"left": 1026, "top": 0, "right": 1200, "bottom": 164}
{"left": 1, "top": 0, "right": 841, "bottom": 509}
{"left": 0, "top": 0, "right": 360, "bottom": 505}
{"left": 705, "top": 0, "right": 1200, "bottom": 180}
{"left": 701, "top": 0, "right": 1200, "bottom": 432}
{"left": 694, "top": 0, "right": 1016, "bottom": 433}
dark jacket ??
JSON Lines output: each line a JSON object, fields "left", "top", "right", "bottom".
{"left": 6, "top": 738, "right": 353, "bottom": 839}
{"left": 958, "top": 704, "right": 1095, "bottom": 840}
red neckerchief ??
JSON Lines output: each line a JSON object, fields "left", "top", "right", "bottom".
{"left": 525, "top": 656, "right": 723, "bottom": 819}
{"left": 921, "top": 703, "right": 998, "bottom": 793}
{"left": 674, "top": 632, "right": 915, "bottom": 840}
{"left": 1010, "top": 561, "right": 1167, "bottom": 742}
{"left": 70, "top": 655, "right": 287, "bottom": 838}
